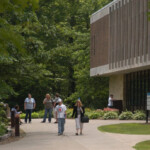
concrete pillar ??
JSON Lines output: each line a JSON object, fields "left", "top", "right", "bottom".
{"left": 109, "top": 74, "right": 124, "bottom": 100}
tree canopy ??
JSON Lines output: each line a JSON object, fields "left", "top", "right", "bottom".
{"left": 0, "top": 0, "right": 112, "bottom": 110}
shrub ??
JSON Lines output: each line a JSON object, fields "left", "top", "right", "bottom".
{"left": 103, "top": 111, "right": 118, "bottom": 120}
{"left": 31, "top": 112, "right": 39, "bottom": 118}
{"left": 66, "top": 109, "right": 73, "bottom": 118}
{"left": 20, "top": 113, "right": 26, "bottom": 119}
{"left": 119, "top": 111, "right": 133, "bottom": 120}
{"left": 133, "top": 110, "right": 146, "bottom": 120}
{"left": 0, "top": 124, "right": 7, "bottom": 136}
{"left": 38, "top": 110, "right": 45, "bottom": 118}
{"left": 88, "top": 112, "right": 100, "bottom": 119}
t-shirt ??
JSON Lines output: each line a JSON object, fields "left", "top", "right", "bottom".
{"left": 55, "top": 104, "right": 67, "bottom": 118}
{"left": 11, "top": 108, "right": 20, "bottom": 115}
{"left": 44, "top": 98, "right": 53, "bottom": 109}
{"left": 54, "top": 97, "right": 60, "bottom": 104}
{"left": 108, "top": 97, "right": 113, "bottom": 107}
{"left": 25, "top": 98, "right": 35, "bottom": 109}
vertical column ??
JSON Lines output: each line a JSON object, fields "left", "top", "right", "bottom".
{"left": 135, "top": 0, "right": 140, "bottom": 63}
{"left": 120, "top": 0, "right": 125, "bottom": 66}
{"left": 148, "top": 0, "right": 150, "bottom": 61}
{"left": 109, "top": 7, "right": 112, "bottom": 69}
{"left": 139, "top": 0, "right": 144, "bottom": 63}
{"left": 114, "top": 4, "right": 117, "bottom": 68}
{"left": 143, "top": 0, "right": 148, "bottom": 62}
{"left": 128, "top": 0, "right": 132, "bottom": 65}
{"left": 112, "top": 5, "right": 115, "bottom": 69}
{"left": 118, "top": 1, "right": 121, "bottom": 68}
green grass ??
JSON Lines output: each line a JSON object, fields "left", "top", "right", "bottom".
{"left": 133, "top": 141, "right": 150, "bottom": 150}
{"left": 98, "top": 123, "right": 150, "bottom": 135}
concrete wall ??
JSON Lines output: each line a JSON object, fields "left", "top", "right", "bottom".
{"left": 109, "top": 74, "right": 124, "bottom": 100}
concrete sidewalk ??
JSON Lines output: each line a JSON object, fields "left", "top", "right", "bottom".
{"left": 0, "top": 119, "right": 150, "bottom": 150}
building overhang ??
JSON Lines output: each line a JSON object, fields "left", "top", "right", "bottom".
{"left": 90, "top": 56, "right": 150, "bottom": 77}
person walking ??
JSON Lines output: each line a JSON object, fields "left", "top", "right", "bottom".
{"left": 72, "top": 99, "right": 85, "bottom": 135}
{"left": 55, "top": 98, "right": 67, "bottom": 136}
{"left": 53, "top": 93, "right": 60, "bottom": 123}
{"left": 24, "top": 93, "right": 36, "bottom": 123}
{"left": 108, "top": 94, "right": 114, "bottom": 108}
{"left": 41, "top": 94, "right": 53, "bottom": 123}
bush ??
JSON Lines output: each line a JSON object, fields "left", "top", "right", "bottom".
{"left": 31, "top": 112, "right": 39, "bottom": 118}
{"left": 133, "top": 110, "right": 146, "bottom": 120}
{"left": 88, "top": 112, "right": 100, "bottom": 119}
{"left": 38, "top": 110, "right": 45, "bottom": 118}
{"left": 20, "top": 113, "right": 26, "bottom": 119}
{"left": 103, "top": 111, "right": 118, "bottom": 120}
{"left": 66, "top": 109, "right": 73, "bottom": 118}
{"left": 119, "top": 111, "right": 133, "bottom": 120}
{"left": 0, "top": 124, "right": 7, "bottom": 136}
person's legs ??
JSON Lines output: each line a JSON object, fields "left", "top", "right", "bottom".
{"left": 75, "top": 116, "right": 80, "bottom": 135}
{"left": 61, "top": 118, "right": 65, "bottom": 134}
{"left": 43, "top": 109, "right": 48, "bottom": 122}
{"left": 29, "top": 109, "right": 32, "bottom": 123}
{"left": 48, "top": 108, "right": 52, "bottom": 123}
{"left": 25, "top": 109, "right": 29, "bottom": 123}
{"left": 80, "top": 118, "right": 83, "bottom": 135}
{"left": 58, "top": 118, "right": 61, "bottom": 135}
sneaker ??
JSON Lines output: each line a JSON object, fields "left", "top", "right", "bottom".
{"left": 76, "top": 133, "right": 78, "bottom": 136}
{"left": 41, "top": 121, "right": 46, "bottom": 123}
{"left": 54, "top": 121, "right": 58, "bottom": 124}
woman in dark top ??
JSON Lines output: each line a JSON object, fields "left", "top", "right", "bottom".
{"left": 72, "top": 99, "right": 85, "bottom": 135}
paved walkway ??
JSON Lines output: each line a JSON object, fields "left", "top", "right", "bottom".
{"left": 0, "top": 119, "right": 150, "bottom": 150}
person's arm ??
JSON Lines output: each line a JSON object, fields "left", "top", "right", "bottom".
{"left": 24, "top": 103, "right": 26, "bottom": 110}
{"left": 43, "top": 99, "right": 46, "bottom": 104}
{"left": 82, "top": 107, "right": 85, "bottom": 115}
{"left": 72, "top": 107, "right": 75, "bottom": 118}
{"left": 33, "top": 103, "right": 36, "bottom": 109}
{"left": 65, "top": 111, "right": 67, "bottom": 119}
{"left": 56, "top": 111, "right": 58, "bottom": 122}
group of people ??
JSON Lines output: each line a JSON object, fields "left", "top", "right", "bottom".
{"left": 12, "top": 93, "right": 85, "bottom": 136}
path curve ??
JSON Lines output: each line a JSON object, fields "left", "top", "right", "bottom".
{"left": 0, "top": 119, "right": 150, "bottom": 150}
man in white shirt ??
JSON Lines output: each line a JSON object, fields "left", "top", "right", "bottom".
{"left": 55, "top": 98, "right": 67, "bottom": 135}
{"left": 108, "top": 94, "right": 114, "bottom": 108}
{"left": 24, "top": 93, "right": 36, "bottom": 123}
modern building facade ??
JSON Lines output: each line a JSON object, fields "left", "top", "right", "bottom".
{"left": 90, "top": 0, "right": 150, "bottom": 111}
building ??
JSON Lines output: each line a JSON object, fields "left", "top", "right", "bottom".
{"left": 90, "top": 0, "right": 150, "bottom": 111}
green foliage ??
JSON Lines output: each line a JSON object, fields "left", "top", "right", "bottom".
{"left": 119, "top": 111, "right": 133, "bottom": 120}
{"left": 31, "top": 112, "right": 39, "bottom": 118}
{"left": 133, "top": 110, "right": 146, "bottom": 120}
{"left": 0, "top": 124, "right": 7, "bottom": 136}
{"left": 103, "top": 111, "right": 118, "bottom": 120}
{"left": 0, "top": 103, "right": 8, "bottom": 136}
{"left": 66, "top": 108, "right": 73, "bottom": 118}
{"left": 0, "top": 0, "right": 113, "bottom": 110}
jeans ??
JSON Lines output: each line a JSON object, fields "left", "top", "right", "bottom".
{"left": 43, "top": 108, "right": 52, "bottom": 122}
{"left": 58, "top": 118, "right": 65, "bottom": 134}
{"left": 25, "top": 109, "right": 32, "bottom": 123}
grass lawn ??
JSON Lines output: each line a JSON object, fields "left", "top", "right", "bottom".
{"left": 133, "top": 140, "right": 150, "bottom": 150}
{"left": 98, "top": 123, "right": 150, "bottom": 135}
